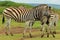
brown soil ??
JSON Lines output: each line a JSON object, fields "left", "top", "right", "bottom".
{"left": 0, "top": 27, "right": 40, "bottom": 34}
{"left": 0, "top": 26, "right": 60, "bottom": 40}
{"left": 0, "top": 27, "right": 60, "bottom": 34}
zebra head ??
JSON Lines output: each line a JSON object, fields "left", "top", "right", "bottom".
{"left": 33, "top": 5, "right": 50, "bottom": 21}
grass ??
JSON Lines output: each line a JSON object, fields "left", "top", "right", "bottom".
{"left": 0, "top": 34, "right": 22, "bottom": 40}
{"left": 0, "top": 14, "right": 60, "bottom": 40}
{"left": 0, "top": 32, "right": 60, "bottom": 40}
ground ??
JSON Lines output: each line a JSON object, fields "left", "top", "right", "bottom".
{"left": 0, "top": 26, "right": 60, "bottom": 40}
{"left": 0, "top": 15, "right": 60, "bottom": 40}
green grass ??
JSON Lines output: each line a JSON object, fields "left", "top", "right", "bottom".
{"left": 0, "top": 1, "right": 60, "bottom": 40}
{"left": 26, "top": 34, "right": 60, "bottom": 40}
{"left": 0, "top": 34, "right": 22, "bottom": 40}
{"left": 0, "top": 1, "right": 33, "bottom": 14}
{"left": 0, "top": 33, "right": 60, "bottom": 40}
{"left": 0, "top": 14, "right": 60, "bottom": 40}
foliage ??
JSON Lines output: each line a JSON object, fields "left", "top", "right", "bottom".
{"left": 0, "top": 1, "right": 33, "bottom": 14}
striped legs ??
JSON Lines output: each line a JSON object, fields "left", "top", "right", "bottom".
{"left": 23, "top": 21, "right": 28, "bottom": 37}
{"left": 40, "top": 23, "right": 48, "bottom": 38}
{"left": 23, "top": 20, "right": 34, "bottom": 38}
{"left": 48, "top": 22, "right": 55, "bottom": 38}
{"left": 53, "top": 22, "right": 56, "bottom": 34}
{"left": 41, "top": 24, "right": 45, "bottom": 38}
{"left": 5, "top": 18, "right": 13, "bottom": 36}
{"left": 29, "top": 21, "right": 34, "bottom": 38}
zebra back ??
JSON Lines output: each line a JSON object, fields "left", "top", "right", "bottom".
{"left": 3, "top": 6, "right": 30, "bottom": 22}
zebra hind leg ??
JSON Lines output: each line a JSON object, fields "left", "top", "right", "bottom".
{"left": 5, "top": 18, "right": 13, "bottom": 36}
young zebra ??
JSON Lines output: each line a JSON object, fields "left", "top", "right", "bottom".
{"left": 40, "top": 6, "right": 59, "bottom": 38}
{"left": 49, "top": 13, "right": 59, "bottom": 34}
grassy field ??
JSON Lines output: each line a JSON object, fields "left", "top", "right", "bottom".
{"left": 0, "top": 1, "right": 60, "bottom": 40}
{"left": 0, "top": 14, "right": 60, "bottom": 40}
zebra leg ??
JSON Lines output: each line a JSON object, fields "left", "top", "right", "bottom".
{"left": 5, "top": 18, "right": 13, "bottom": 36}
{"left": 40, "top": 22, "right": 44, "bottom": 31}
{"left": 5, "top": 18, "right": 11, "bottom": 36}
{"left": 49, "top": 25, "right": 55, "bottom": 38}
{"left": 23, "top": 21, "right": 29, "bottom": 37}
{"left": 29, "top": 21, "right": 34, "bottom": 38}
{"left": 29, "top": 26, "right": 32, "bottom": 38}
{"left": 53, "top": 22, "right": 56, "bottom": 34}
{"left": 46, "top": 25, "right": 50, "bottom": 37}
{"left": 41, "top": 24, "right": 45, "bottom": 38}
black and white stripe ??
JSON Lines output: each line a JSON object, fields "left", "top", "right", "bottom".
{"left": 3, "top": 7, "right": 31, "bottom": 22}
{"left": 2, "top": 5, "right": 50, "bottom": 37}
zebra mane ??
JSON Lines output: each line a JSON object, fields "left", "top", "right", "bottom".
{"left": 33, "top": 4, "right": 48, "bottom": 9}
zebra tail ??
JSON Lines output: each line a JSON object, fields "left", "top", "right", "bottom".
{"left": 2, "top": 14, "right": 5, "bottom": 24}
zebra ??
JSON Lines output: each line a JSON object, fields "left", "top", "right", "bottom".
{"left": 41, "top": 8, "right": 59, "bottom": 38}
{"left": 49, "top": 12, "right": 59, "bottom": 34}
{"left": 2, "top": 4, "right": 50, "bottom": 37}
{"left": 2, "top": 6, "right": 34, "bottom": 36}
{"left": 39, "top": 6, "right": 57, "bottom": 38}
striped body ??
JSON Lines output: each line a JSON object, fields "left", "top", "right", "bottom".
{"left": 2, "top": 5, "right": 51, "bottom": 37}
{"left": 3, "top": 7, "right": 34, "bottom": 22}
{"left": 49, "top": 14, "right": 59, "bottom": 26}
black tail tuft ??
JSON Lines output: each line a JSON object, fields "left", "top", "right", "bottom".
{"left": 2, "top": 15, "right": 5, "bottom": 24}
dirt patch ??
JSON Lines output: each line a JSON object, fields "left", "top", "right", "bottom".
{"left": 0, "top": 27, "right": 40, "bottom": 34}
{"left": 0, "top": 27, "right": 60, "bottom": 40}
{"left": 0, "top": 27, "right": 60, "bottom": 34}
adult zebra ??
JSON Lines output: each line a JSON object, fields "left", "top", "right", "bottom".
{"left": 2, "top": 4, "right": 50, "bottom": 37}
{"left": 2, "top": 6, "right": 34, "bottom": 36}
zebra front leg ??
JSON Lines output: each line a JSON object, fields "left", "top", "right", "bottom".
{"left": 41, "top": 24, "right": 45, "bottom": 38}
{"left": 23, "top": 21, "right": 29, "bottom": 37}
{"left": 49, "top": 25, "right": 55, "bottom": 38}
{"left": 46, "top": 25, "right": 50, "bottom": 37}
{"left": 40, "top": 23, "right": 44, "bottom": 31}
{"left": 29, "top": 21, "right": 34, "bottom": 38}
{"left": 53, "top": 23, "right": 56, "bottom": 34}
{"left": 23, "top": 26, "right": 28, "bottom": 37}
{"left": 29, "top": 22, "right": 33, "bottom": 38}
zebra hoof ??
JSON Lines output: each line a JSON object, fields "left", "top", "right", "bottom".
{"left": 23, "top": 35, "right": 25, "bottom": 38}
{"left": 23, "top": 33, "right": 25, "bottom": 38}
{"left": 5, "top": 32, "right": 8, "bottom": 36}
{"left": 53, "top": 34, "right": 55, "bottom": 38}
{"left": 53, "top": 31, "right": 56, "bottom": 34}
{"left": 47, "top": 33, "right": 49, "bottom": 37}
{"left": 46, "top": 29, "right": 47, "bottom": 32}
{"left": 53, "top": 35, "right": 55, "bottom": 38}
{"left": 11, "top": 34, "right": 13, "bottom": 36}
{"left": 41, "top": 35, "right": 44, "bottom": 38}
{"left": 10, "top": 33, "right": 13, "bottom": 36}
{"left": 46, "top": 30, "right": 47, "bottom": 32}
{"left": 29, "top": 33, "right": 32, "bottom": 38}
{"left": 40, "top": 29, "right": 42, "bottom": 31}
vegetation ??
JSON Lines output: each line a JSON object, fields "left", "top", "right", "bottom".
{"left": 0, "top": 1, "right": 33, "bottom": 14}
{"left": 0, "top": 1, "right": 60, "bottom": 40}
